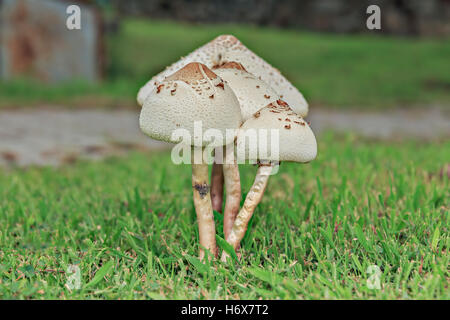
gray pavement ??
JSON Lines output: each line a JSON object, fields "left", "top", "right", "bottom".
{"left": 0, "top": 107, "right": 449, "bottom": 166}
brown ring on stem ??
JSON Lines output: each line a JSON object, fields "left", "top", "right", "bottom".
{"left": 191, "top": 146, "right": 218, "bottom": 260}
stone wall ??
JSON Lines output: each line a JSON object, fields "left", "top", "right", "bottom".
{"left": 113, "top": 0, "right": 450, "bottom": 36}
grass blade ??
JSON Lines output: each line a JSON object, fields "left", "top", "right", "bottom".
{"left": 85, "top": 260, "right": 114, "bottom": 289}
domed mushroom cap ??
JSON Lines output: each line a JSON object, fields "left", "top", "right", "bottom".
{"left": 139, "top": 63, "right": 242, "bottom": 147}
{"left": 236, "top": 99, "right": 317, "bottom": 163}
{"left": 137, "top": 35, "right": 308, "bottom": 117}
{"left": 137, "top": 36, "right": 232, "bottom": 107}
{"left": 216, "top": 37, "right": 308, "bottom": 117}
{"left": 213, "top": 62, "right": 278, "bottom": 122}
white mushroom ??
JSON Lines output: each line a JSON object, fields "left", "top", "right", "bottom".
{"left": 139, "top": 62, "right": 242, "bottom": 260}
{"left": 211, "top": 61, "right": 279, "bottom": 240}
{"left": 221, "top": 99, "right": 317, "bottom": 261}
{"left": 213, "top": 62, "right": 279, "bottom": 121}
{"left": 137, "top": 35, "right": 308, "bottom": 117}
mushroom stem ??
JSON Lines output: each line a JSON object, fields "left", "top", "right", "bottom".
{"left": 211, "top": 162, "right": 224, "bottom": 213}
{"left": 221, "top": 163, "right": 273, "bottom": 262}
{"left": 223, "top": 147, "right": 241, "bottom": 240}
{"left": 192, "top": 147, "right": 218, "bottom": 260}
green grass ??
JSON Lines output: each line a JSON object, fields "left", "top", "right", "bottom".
{"left": 1, "top": 19, "right": 449, "bottom": 108}
{"left": 0, "top": 134, "right": 448, "bottom": 299}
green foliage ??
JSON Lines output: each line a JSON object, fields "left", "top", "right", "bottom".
{"left": 1, "top": 19, "right": 449, "bottom": 108}
{"left": 0, "top": 134, "right": 448, "bottom": 299}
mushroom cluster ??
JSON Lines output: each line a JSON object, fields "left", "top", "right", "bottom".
{"left": 138, "top": 35, "right": 317, "bottom": 262}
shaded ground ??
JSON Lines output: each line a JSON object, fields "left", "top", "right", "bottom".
{"left": 309, "top": 107, "right": 450, "bottom": 140}
{"left": 0, "top": 107, "right": 449, "bottom": 167}
{"left": 0, "top": 109, "right": 167, "bottom": 167}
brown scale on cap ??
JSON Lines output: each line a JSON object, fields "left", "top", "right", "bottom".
{"left": 254, "top": 111, "right": 260, "bottom": 118}
{"left": 214, "top": 34, "right": 239, "bottom": 46}
{"left": 277, "top": 99, "right": 288, "bottom": 107}
{"left": 166, "top": 62, "right": 217, "bottom": 84}
{"left": 213, "top": 61, "right": 247, "bottom": 71}
{"left": 170, "top": 89, "right": 176, "bottom": 96}
{"left": 156, "top": 84, "right": 164, "bottom": 93}
{"left": 264, "top": 94, "right": 271, "bottom": 99}
{"left": 284, "top": 124, "right": 291, "bottom": 129}
{"left": 209, "top": 94, "right": 215, "bottom": 99}
{"left": 215, "top": 82, "right": 225, "bottom": 90}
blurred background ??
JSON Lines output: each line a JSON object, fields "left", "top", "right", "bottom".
{"left": 0, "top": 0, "right": 449, "bottom": 166}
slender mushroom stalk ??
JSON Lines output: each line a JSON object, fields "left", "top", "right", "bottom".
{"left": 213, "top": 61, "right": 279, "bottom": 237}
{"left": 222, "top": 100, "right": 317, "bottom": 261}
{"left": 221, "top": 163, "right": 273, "bottom": 261}
{"left": 211, "top": 151, "right": 224, "bottom": 213}
{"left": 138, "top": 62, "right": 242, "bottom": 260}
{"left": 192, "top": 147, "right": 217, "bottom": 260}
{"left": 222, "top": 145, "right": 241, "bottom": 240}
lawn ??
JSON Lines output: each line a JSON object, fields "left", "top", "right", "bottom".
{"left": 0, "top": 134, "right": 448, "bottom": 299}
{"left": 1, "top": 19, "right": 449, "bottom": 109}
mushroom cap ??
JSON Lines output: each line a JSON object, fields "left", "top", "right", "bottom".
{"left": 137, "top": 35, "right": 308, "bottom": 117}
{"left": 236, "top": 100, "right": 317, "bottom": 163}
{"left": 139, "top": 62, "right": 242, "bottom": 147}
{"left": 213, "top": 62, "right": 278, "bottom": 122}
